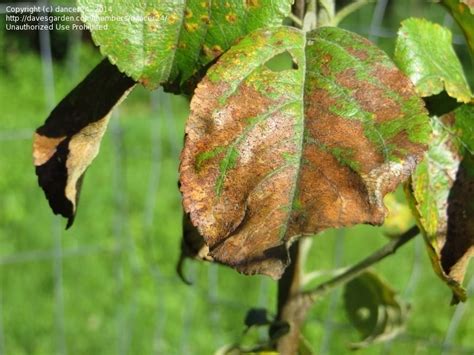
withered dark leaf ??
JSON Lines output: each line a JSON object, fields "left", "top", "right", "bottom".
{"left": 180, "top": 27, "right": 430, "bottom": 278}
{"left": 33, "top": 59, "right": 135, "bottom": 228}
{"left": 408, "top": 105, "right": 474, "bottom": 303}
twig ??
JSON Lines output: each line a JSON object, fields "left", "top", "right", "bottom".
{"left": 291, "top": 0, "right": 306, "bottom": 22}
{"left": 294, "top": 226, "right": 420, "bottom": 309}
{"left": 288, "top": 13, "right": 303, "bottom": 28}
{"left": 332, "top": 0, "right": 375, "bottom": 26}
{"left": 317, "top": 0, "right": 336, "bottom": 26}
{"left": 274, "top": 241, "right": 304, "bottom": 354}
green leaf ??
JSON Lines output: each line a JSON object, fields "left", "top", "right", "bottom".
{"left": 343, "top": 271, "right": 408, "bottom": 349}
{"left": 180, "top": 26, "right": 430, "bottom": 278}
{"left": 77, "top": 0, "right": 292, "bottom": 89}
{"left": 408, "top": 104, "right": 474, "bottom": 303}
{"left": 442, "top": 0, "right": 474, "bottom": 56}
{"left": 395, "top": 18, "right": 473, "bottom": 103}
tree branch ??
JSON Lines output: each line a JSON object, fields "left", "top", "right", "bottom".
{"left": 291, "top": 0, "right": 306, "bottom": 23}
{"left": 288, "top": 13, "right": 303, "bottom": 28}
{"left": 332, "top": 0, "right": 375, "bottom": 26}
{"left": 293, "top": 226, "right": 420, "bottom": 310}
{"left": 273, "top": 241, "right": 304, "bottom": 354}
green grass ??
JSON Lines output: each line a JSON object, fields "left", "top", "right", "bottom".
{"left": 1, "top": 1, "right": 474, "bottom": 354}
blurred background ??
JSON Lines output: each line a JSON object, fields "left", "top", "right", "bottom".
{"left": 0, "top": 0, "right": 473, "bottom": 354}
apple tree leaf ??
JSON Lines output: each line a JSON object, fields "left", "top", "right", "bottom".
{"left": 395, "top": 18, "right": 472, "bottom": 103}
{"left": 77, "top": 0, "right": 292, "bottom": 89}
{"left": 180, "top": 26, "right": 430, "bottom": 278}
{"left": 408, "top": 104, "right": 474, "bottom": 303}
{"left": 33, "top": 59, "right": 135, "bottom": 228}
{"left": 343, "top": 271, "right": 408, "bottom": 349}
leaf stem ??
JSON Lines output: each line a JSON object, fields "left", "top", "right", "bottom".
{"left": 317, "top": 0, "right": 336, "bottom": 26}
{"left": 291, "top": 0, "right": 306, "bottom": 23}
{"left": 332, "top": 0, "right": 375, "bottom": 26}
{"left": 288, "top": 13, "right": 304, "bottom": 28}
{"left": 295, "top": 226, "right": 420, "bottom": 307}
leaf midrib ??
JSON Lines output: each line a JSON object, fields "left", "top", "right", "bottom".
{"left": 279, "top": 31, "right": 307, "bottom": 241}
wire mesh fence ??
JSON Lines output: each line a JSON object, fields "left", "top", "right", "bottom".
{"left": 1, "top": 1, "right": 473, "bottom": 354}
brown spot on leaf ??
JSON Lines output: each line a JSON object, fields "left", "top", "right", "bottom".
{"left": 146, "top": 9, "right": 160, "bottom": 19}
{"left": 168, "top": 13, "right": 179, "bottom": 24}
{"left": 336, "top": 67, "right": 403, "bottom": 123}
{"left": 373, "top": 64, "right": 415, "bottom": 101}
{"left": 306, "top": 87, "right": 384, "bottom": 173}
{"left": 203, "top": 45, "right": 224, "bottom": 59}
{"left": 347, "top": 47, "right": 369, "bottom": 60}
{"left": 245, "top": 0, "right": 260, "bottom": 8}
{"left": 225, "top": 12, "right": 237, "bottom": 23}
{"left": 185, "top": 22, "right": 199, "bottom": 32}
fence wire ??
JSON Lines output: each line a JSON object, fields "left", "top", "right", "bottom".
{"left": 0, "top": 1, "right": 473, "bottom": 354}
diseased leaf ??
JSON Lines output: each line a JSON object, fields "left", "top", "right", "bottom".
{"left": 33, "top": 59, "right": 135, "bottom": 228}
{"left": 442, "top": 0, "right": 474, "bottom": 56}
{"left": 408, "top": 104, "right": 474, "bottom": 303}
{"left": 395, "top": 18, "right": 473, "bottom": 103}
{"left": 180, "top": 26, "right": 430, "bottom": 278}
{"left": 78, "top": 0, "right": 292, "bottom": 89}
{"left": 343, "top": 271, "right": 408, "bottom": 349}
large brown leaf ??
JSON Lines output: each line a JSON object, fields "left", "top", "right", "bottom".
{"left": 33, "top": 59, "right": 135, "bottom": 228}
{"left": 180, "top": 26, "right": 430, "bottom": 278}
